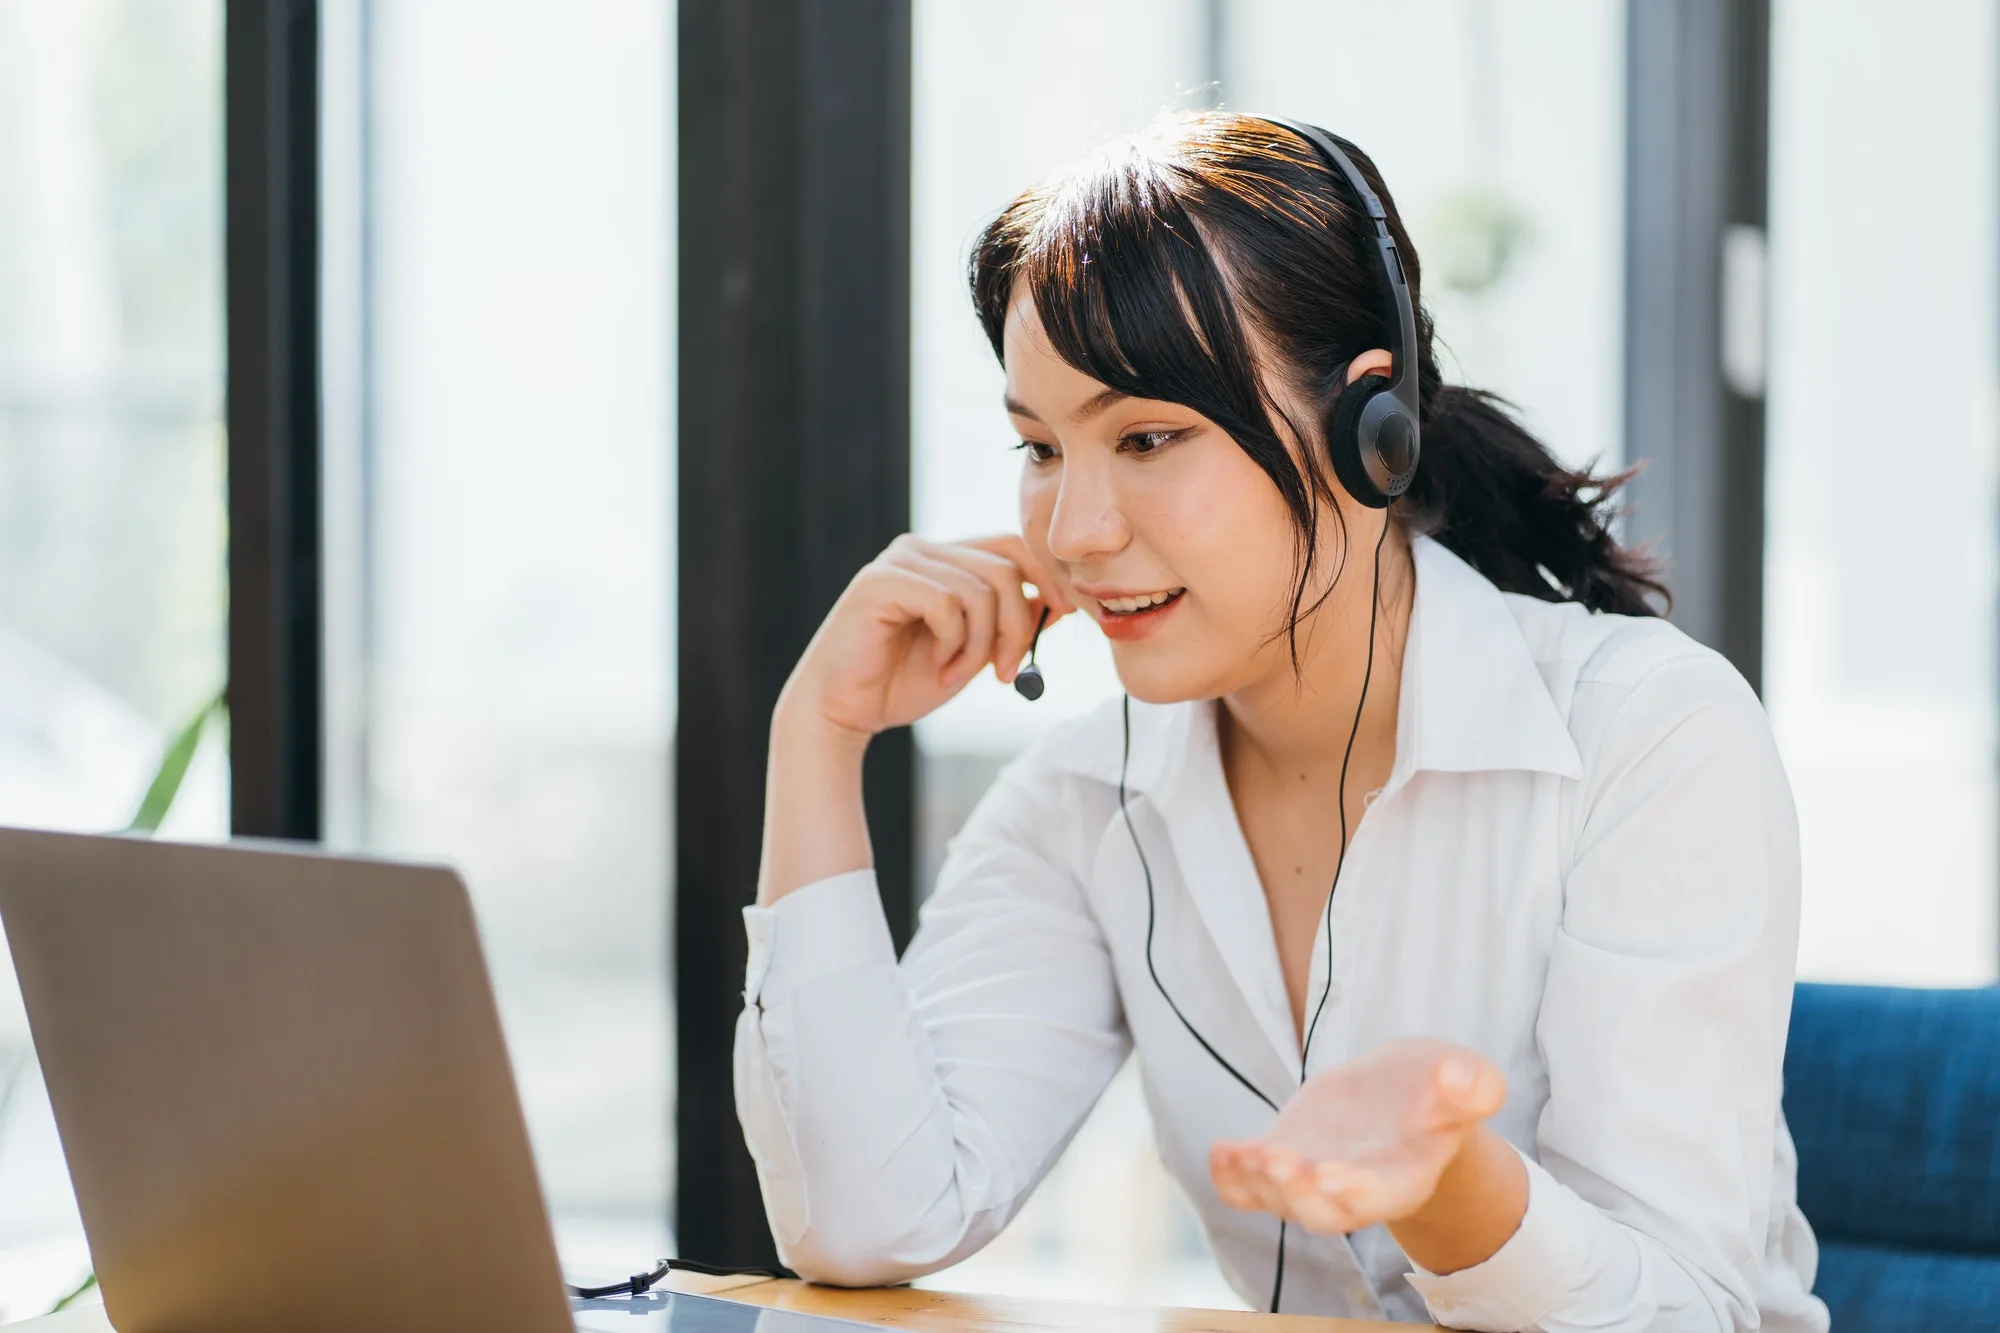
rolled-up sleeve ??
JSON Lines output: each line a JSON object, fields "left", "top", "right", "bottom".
{"left": 732, "top": 756, "right": 1130, "bottom": 1287}
{"left": 1407, "top": 652, "right": 1806, "bottom": 1332}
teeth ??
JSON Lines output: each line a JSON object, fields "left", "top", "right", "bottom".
{"left": 1100, "top": 588, "right": 1183, "bottom": 614}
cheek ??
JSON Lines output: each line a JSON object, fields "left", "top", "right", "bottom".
{"left": 1152, "top": 453, "right": 1299, "bottom": 623}
{"left": 1018, "top": 467, "right": 1062, "bottom": 572}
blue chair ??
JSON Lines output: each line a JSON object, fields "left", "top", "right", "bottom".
{"left": 1783, "top": 982, "right": 2000, "bottom": 1330}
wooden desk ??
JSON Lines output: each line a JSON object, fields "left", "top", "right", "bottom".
{"left": 671, "top": 1273, "right": 1436, "bottom": 1331}
{"left": 10, "top": 1271, "right": 1433, "bottom": 1331}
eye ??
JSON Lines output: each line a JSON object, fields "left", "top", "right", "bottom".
{"left": 1014, "top": 439, "right": 1058, "bottom": 464}
{"left": 1118, "top": 428, "right": 1189, "bottom": 456}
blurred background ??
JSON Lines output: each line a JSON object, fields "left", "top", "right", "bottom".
{"left": 0, "top": 0, "right": 1993, "bottom": 1320}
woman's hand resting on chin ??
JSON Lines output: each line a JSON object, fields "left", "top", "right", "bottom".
{"left": 758, "top": 534, "right": 1071, "bottom": 907}
{"left": 1209, "top": 1038, "right": 1527, "bottom": 1271}
{"left": 779, "top": 533, "right": 1073, "bottom": 741}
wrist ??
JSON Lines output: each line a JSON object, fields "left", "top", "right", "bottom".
{"left": 760, "top": 689, "right": 875, "bottom": 907}
{"left": 1438, "top": 1123, "right": 1521, "bottom": 1205}
{"left": 771, "top": 687, "right": 874, "bottom": 762}
{"left": 1388, "top": 1125, "right": 1529, "bottom": 1276}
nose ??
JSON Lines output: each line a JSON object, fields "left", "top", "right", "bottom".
{"left": 1042, "top": 449, "right": 1131, "bottom": 566}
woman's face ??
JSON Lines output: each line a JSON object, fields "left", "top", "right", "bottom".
{"left": 1004, "top": 290, "right": 1352, "bottom": 704}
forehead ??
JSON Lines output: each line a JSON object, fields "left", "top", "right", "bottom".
{"left": 998, "top": 279, "right": 1297, "bottom": 423}
{"left": 1001, "top": 290, "right": 1102, "bottom": 399}
{"left": 1000, "top": 284, "right": 1052, "bottom": 360}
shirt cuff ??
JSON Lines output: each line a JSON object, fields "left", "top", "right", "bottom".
{"left": 1404, "top": 1150, "right": 1601, "bottom": 1332}
{"left": 741, "top": 869, "right": 894, "bottom": 1005}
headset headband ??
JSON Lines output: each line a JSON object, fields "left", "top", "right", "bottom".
{"left": 1252, "top": 117, "right": 1423, "bottom": 447}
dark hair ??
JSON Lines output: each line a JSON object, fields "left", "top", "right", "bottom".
{"left": 968, "top": 111, "right": 1666, "bottom": 664}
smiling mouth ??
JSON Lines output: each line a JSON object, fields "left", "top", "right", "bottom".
{"left": 1098, "top": 588, "right": 1186, "bottom": 617}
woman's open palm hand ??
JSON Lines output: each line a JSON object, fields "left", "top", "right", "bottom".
{"left": 786, "top": 534, "right": 1071, "bottom": 739}
{"left": 1209, "top": 1038, "right": 1507, "bottom": 1235}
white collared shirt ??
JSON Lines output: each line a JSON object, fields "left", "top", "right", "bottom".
{"left": 733, "top": 536, "right": 1830, "bottom": 1332}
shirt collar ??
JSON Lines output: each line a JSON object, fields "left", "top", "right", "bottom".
{"left": 1040, "top": 535, "right": 1583, "bottom": 798}
{"left": 1392, "top": 534, "right": 1583, "bottom": 784}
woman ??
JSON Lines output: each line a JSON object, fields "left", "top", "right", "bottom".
{"left": 732, "top": 112, "right": 1826, "bottom": 1332}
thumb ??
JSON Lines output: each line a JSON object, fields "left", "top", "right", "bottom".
{"left": 1432, "top": 1053, "right": 1506, "bottom": 1123}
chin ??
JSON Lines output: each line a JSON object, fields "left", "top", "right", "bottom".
{"left": 1109, "top": 650, "right": 1232, "bottom": 706}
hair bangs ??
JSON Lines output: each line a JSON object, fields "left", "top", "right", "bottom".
{"left": 977, "top": 146, "right": 1276, "bottom": 449}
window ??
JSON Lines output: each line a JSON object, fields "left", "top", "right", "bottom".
{"left": 1764, "top": 0, "right": 2000, "bottom": 985}
{"left": 0, "top": 0, "right": 228, "bottom": 1315}
{"left": 1225, "top": 0, "right": 1626, "bottom": 474}
{"left": 320, "top": 0, "right": 675, "bottom": 1263}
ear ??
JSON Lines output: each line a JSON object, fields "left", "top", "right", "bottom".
{"left": 1345, "top": 348, "right": 1393, "bottom": 384}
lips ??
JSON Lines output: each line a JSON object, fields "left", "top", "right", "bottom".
{"left": 1094, "top": 588, "right": 1187, "bottom": 641}
{"left": 1097, "top": 587, "right": 1186, "bottom": 615}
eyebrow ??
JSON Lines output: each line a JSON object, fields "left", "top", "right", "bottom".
{"left": 1003, "top": 386, "right": 1132, "bottom": 426}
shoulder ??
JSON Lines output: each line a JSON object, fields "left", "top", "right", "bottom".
{"left": 1500, "top": 592, "right": 1771, "bottom": 776}
{"left": 1506, "top": 601, "right": 1800, "bottom": 951}
{"left": 1502, "top": 597, "right": 1798, "bottom": 932}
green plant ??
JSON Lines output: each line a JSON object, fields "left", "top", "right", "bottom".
{"left": 48, "top": 1273, "right": 96, "bottom": 1313}
{"left": 1426, "top": 186, "right": 1535, "bottom": 299}
{"left": 126, "top": 691, "right": 227, "bottom": 834}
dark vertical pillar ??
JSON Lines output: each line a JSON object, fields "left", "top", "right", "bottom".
{"left": 1623, "top": 0, "right": 1770, "bottom": 690}
{"left": 226, "top": 0, "right": 323, "bottom": 839}
{"left": 1200, "top": 0, "right": 1231, "bottom": 106}
{"left": 676, "top": 0, "right": 914, "bottom": 1265}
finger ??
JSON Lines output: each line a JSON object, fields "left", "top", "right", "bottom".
{"left": 1312, "top": 1159, "right": 1364, "bottom": 1201}
{"left": 1431, "top": 1052, "right": 1507, "bottom": 1125}
{"left": 962, "top": 533, "right": 1075, "bottom": 618}
{"left": 1316, "top": 1156, "right": 1433, "bottom": 1232}
{"left": 1294, "top": 1155, "right": 1404, "bottom": 1235}
{"left": 1212, "top": 1142, "right": 1276, "bottom": 1214}
{"left": 884, "top": 548, "right": 998, "bottom": 683}
{"left": 858, "top": 562, "right": 967, "bottom": 668}
{"left": 1284, "top": 1169, "right": 1361, "bottom": 1235}
{"left": 1216, "top": 1143, "right": 1280, "bottom": 1212}
{"left": 1261, "top": 1148, "right": 1306, "bottom": 1187}
{"left": 925, "top": 544, "right": 1040, "bottom": 682}
{"left": 1243, "top": 1146, "right": 1305, "bottom": 1218}
{"left": 1209, "top": 1144, "right": 1260, "bottom": 1210}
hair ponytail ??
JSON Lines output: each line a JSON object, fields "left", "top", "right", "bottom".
{"left": 1402, "top": 386, "right": 1667, "bottom": 617}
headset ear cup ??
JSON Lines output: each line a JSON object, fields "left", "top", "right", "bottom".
{"left": 1325, "top": 373, "right": 1390, "bottom": 507}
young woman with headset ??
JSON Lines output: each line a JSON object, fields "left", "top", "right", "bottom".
{"left": 732, "top": 114, "right": 1828, "bottom": 1331}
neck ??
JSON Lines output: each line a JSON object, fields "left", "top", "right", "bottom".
{"left": 1219, "top": 523, "right": 1416, "bottom": 781}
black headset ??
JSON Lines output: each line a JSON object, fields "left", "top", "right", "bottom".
{"left": 1261, "top": 116, "right": 1423, "bottom": 509}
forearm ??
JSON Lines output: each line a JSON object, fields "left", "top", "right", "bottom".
{"left": 1388, "top": 1124, "right": 1529, "bottom": 1275}
{"left": 757, "top": 691, "right": 875, "bottom": 905}
{"left": 735, "top": 781, "right": 1130, "bottom": 1286}
{"left": 733, "top": 888, "right": 966, "bottom": 1284}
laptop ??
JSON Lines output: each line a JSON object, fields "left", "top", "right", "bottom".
{"left": 0, "top": 827, "right": 872, "bottom": 1333}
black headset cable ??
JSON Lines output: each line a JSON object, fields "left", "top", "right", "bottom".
{"left": 1121, "top": 509, "right": 1391, "bottom": 1315}
{"left": 566, "top": 1258, "right": 795, "bottom": 1301}
{"left": 1121, "top": 695, "right": 1282, "bottom": 1117}
{"left": 1298, "top": 513, "right": 1390, "bottom": 1078}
